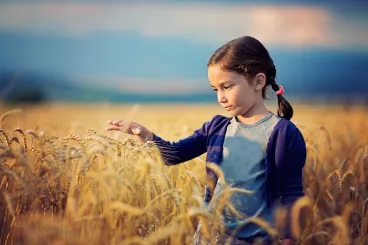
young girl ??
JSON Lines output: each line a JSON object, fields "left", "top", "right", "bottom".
{"left": 107, "top": 36, "right": 306, "bottom": 245}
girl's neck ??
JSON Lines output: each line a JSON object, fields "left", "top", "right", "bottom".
{"left": 236, "top": 102, "right": 270, "bottom": 125}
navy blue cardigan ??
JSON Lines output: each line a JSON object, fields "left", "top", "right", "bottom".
{"left": 152, "top": 114, "right": 306, "bottom": 239}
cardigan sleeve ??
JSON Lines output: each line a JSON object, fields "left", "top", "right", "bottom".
{"left": 279, "top": 127, "right": 307, "bottom": 239}
{"left": 281, "top": 127, "right": 306, "bottom": 203}
{"left": 151, "top": 118, "right": 213, "bottom": 165}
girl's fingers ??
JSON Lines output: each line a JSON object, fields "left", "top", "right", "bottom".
{"left": 106, "top": 124, "right": 132, "bottom": 133}
{"left": 106, "top": 126, "right": 121, "bottom": 131}
{"left": 115, "top": 120, "right": 124, "bottom": 126}
{"left": 110, "top": 120, "right": 131, "bottom": 128}
{"left": 106, "top": 124, "right": 140, "bottom": 135}
{"left": 106, "top": 121, "right": 145, "bottom": 139}
{"left": 131, "top": 127, "right": 142, "bottom": 135}
{"left": 108, "top": 120, "right": 124, "bottom": 126}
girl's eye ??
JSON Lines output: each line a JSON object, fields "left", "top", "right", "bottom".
{"left": 224, "top": 85, "right": 232, "bottom": 90}
{"left": 212, "top": 89, "right": 218, "bottom": 92}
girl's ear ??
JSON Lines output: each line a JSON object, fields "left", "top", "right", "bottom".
{"left": 254, "top": 73, "right": 266, "bottom": 91}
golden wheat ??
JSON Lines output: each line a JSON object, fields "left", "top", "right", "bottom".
{"left": 0, "top": 103, "right": 367, "bottom": 245}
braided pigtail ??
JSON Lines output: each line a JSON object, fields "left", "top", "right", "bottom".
{"left": 270, "top": 79, "right": 293, "bottom": 120}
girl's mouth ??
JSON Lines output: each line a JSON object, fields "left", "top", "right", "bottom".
{"left": 224, "top": 105, "right": 233, "bottom": 111}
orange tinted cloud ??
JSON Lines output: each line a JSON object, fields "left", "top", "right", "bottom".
{"left": 0, "top": 2, "right": 366, "bottom": 47}
{"left": 248, "top": 6, "right": 335, "bottom": 46}
{"left": 83, "top": 76, "right": 208, "bottom": 94}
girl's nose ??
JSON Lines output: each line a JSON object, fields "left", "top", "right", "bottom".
{"left": 217, "top": 93, "right": 228, "bottom": 104}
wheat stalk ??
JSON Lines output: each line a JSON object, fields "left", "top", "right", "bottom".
{"left": 0, "top": 109, "right": 22, "bottom": 126}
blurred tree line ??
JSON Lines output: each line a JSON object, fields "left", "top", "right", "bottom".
{"left": 0, "top": 72, "right": 48, "bottom": 104}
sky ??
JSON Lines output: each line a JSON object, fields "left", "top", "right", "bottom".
{"left": 0, "top": 0, "right": 367, "bottom": 97}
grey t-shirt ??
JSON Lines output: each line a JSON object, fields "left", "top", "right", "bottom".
{"left": 215, "top": 112, "right": 280, "bottom": 239}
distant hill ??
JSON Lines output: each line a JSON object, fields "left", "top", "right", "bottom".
{"left": 0, "top": 71, "right": 114, "bottom": 103}
{"left": 1, "top": 70, "right": 367, "bottom": 105}
{"left": 0, "top": 71, "right": 216, "bottom": 104}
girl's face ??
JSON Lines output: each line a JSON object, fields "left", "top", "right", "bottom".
{"left": 208, "top": 64, "right": 264, "bottom": 117}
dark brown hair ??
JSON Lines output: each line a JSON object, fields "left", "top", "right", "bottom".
{"left": 207, "top": 36, "right": 293, "bottom": 120}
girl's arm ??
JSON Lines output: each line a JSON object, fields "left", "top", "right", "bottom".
{"left": 278, "top": 127, "right": 307, "bottom": 242}
{"left": 151, "top": 125, "right": 208, "bottom": 165}
{"left": 281, "top": 127, "right": 306, "bottom": 203}
{"left": 107, "top": 119, "right": 210, "bottom": 165}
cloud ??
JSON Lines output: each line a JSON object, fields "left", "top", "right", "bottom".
{"left": 0, "top": 2, "right": 367, "bottom": 47}
{"left": 82, "top": 76, "right": 209, "bottom": 94}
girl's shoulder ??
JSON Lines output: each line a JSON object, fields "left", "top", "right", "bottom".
{"left": 201, "top": 114, "right": 232, "bottom": 129}
{"left": 274, "top": 117, "right": 303, "bottom": 135}
{"left": 196, "top": 114, "right": 232, "bottom": 137}
{"left": 205, "top": 114, "right": 304, "bottom": 142}
{"left": 210, "top": 114, "right": 231, "bottom": 120}
{"left": 271, "top": 117, "right": 306, "bottom": 148}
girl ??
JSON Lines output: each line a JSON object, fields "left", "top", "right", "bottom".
{"left": 107, "top": 36, "right": 306, "bottom": 245}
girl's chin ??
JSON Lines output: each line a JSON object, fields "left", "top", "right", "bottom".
{"left": 227, "top": 109, "right": 238, "bottom": 117}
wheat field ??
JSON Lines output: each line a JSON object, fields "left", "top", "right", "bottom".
{"left": 0, "top": 102, "right": 367, "bottom": 245}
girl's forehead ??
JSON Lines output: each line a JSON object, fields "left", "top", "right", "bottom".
{"left": 208, "top": 65, "right": 238, "bottom": 79}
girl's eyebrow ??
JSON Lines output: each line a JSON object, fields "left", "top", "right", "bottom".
{"left": 211, "top": 81, "right": 232, "bottom": 87}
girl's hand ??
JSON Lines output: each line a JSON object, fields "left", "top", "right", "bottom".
{"left": 106, "top": 120, "right": 153, "bottom": 143}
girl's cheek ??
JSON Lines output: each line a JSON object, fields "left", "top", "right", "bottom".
{"left": 232, "top": 90, "right": 240, "bottom": 102}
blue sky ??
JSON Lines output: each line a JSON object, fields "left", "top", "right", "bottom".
{"left": 0, "top": 0, "right": 367, "bottom": 95}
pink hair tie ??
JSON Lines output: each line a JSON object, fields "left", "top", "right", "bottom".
{"left": 276, "top": 85, "right": 284, "bottom": 96}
